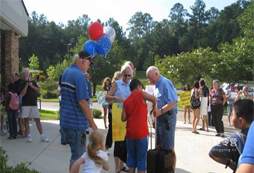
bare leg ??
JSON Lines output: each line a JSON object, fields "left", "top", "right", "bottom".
{"left": 103, "top": 108, "right": 108, "bottom": 129}
{"left": 129, "top": 168, "right": 136, "bottom": 173}
{"left": 24, "top": 118, "right": 30, "bottom": 135}
{"left": 114, "top": 157, "right": 120, "bottom": 173}
{"left": 205, "top": 119, "right": 209, "bottom": 131}
{"left": 183, "top": 107, "right": 187, "bottom": 123}
{"left": 70, "top": 163, "right": 79, "bottom": 173}
{"left": 194, "top": 109, "right": 200, "bottom": 131}
{"left": 187, "top": 107, "right": 191, "bottom": 123}
{"left": 18, "top": 118, "right": 25, "bottom": 135}
{"left": 228, "top": 116, "right": 231, "bottom": 126}
{"left": 34, "top": 118, "right": 43, "bottom": 134}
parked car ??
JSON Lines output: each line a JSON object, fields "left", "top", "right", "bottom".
{"left": 220, "top": 82, "right": 254, "bottom": 96}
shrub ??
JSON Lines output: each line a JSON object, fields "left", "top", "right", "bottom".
{"left": 38, "top": 80, "right": 58, "bottom": 99}
{"left": 92, "top": 109, "right": 102, "bottom": 119}
{"left": 0, "top": 147, "right": 40, "bottom": 173}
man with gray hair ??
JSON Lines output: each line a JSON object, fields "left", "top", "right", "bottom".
{"left": 146, "top": 66, "right": 178, "bottom": 168}
{"left": 60, "top": 51, "right": 97, "bottom": 173}
{"left": 20, "top": 68, "right": 49, "bottom": 142}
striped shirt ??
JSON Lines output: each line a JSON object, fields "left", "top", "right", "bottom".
{"left": 60, "top": 65, "right": 89, "bottom": 131}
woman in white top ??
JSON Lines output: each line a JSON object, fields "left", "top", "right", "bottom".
{"left": 70, "top": 131, "right": 110, "bottom": 173}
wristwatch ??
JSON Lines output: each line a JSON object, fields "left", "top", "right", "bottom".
{"left": 161, "top": 108, "right": 164, "bottom": 114}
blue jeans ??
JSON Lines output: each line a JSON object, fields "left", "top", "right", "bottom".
{"left": 7, "top": 110, "right": 18, "bottom": 137}
{"left": 156, "top": 109, "right": 177, "bottom": 148}
{"left": 63, "top": 128, "right": 86, "bottom": 163}
{"left": 60, "top": 127, "right": 66, "bottom": 144}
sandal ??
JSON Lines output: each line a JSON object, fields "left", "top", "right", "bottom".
{"left": 7, "top": 137, "right": 13, "bottom": 140}
{"left": 192, "top": 131, "right": 199, "bottom": 134}
{"left": 198, "top": 128, "right": 205, "bottom": 131}
{"left": 121, "top": 166, "right": 129, "bottom": 172}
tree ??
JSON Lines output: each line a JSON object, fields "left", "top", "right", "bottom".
{"left": 46, "top": 65, "right": 56, "bottom": 81}
{"left": 29, "top": 54, "right": 40, "bottom": 70}
{"left": 188, "top": 0, "right": 208, "bottom": 48}
{"left": 127, "top": 12, "right": 153, "bottom": 40}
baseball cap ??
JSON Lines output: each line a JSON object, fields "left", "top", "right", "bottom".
{"left": 78, "top": 51, "right": 94, "bottom": 64}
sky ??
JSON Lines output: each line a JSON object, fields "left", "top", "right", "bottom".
{"left": 23, "top": 0, "right": 238, "bottom": 32}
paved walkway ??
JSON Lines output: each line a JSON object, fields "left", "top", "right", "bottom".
{"left": 0, "top": 105, "right": 237, "bottom": 173}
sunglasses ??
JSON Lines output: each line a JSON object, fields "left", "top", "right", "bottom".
{"left": 80, "top": 55, "right": 94, "bottom": 64}
{"left": 123, "top": 74, "right": 132, "bottom": 77}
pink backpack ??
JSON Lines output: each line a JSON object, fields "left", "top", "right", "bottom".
{"left": 8, "top": 92, "right": 19, "bottom": 110}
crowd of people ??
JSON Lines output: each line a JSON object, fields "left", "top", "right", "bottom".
{"left": 1, "top": 49, "right": 253, "bottom": 173}
{"left": 0, "top": 69, "right": 49, "bottom": 142}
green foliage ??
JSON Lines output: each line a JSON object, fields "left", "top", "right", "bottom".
{"left": 29, "top": 54, "right": 40, "bottom": 71}
{"left": 46, "top": 65, "right": 56, "bottom": 81}
{"left": 39, "top": 80, "right": 58, "bottom": 98}
{"left": 0, "top": 147, "right": 40, "bottom": 173}
{"left": 92, "top": 109, "right": 102, "bottom": 119}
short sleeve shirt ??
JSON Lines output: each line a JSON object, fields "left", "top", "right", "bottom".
{"left": 238, "top": 122, "right": 254, "bottom": 165}
{"left": 155, "top": 75, "right": 178, "bottom": 110}
{"left": 82, "top": 150, "right": 108, "bottom": 173}
{"left": 60, "top": 65, "right": 89, "bottom": 131}
{"left": 210, "top": 129, "right": 249, "bottom": 172}
{"left": 210, "top": 88, "right": 225, "bottom": 105}
{"left": 20, "top": 79, "right": 39, "bottom": 106}
{"left": 114, "top": 80, "right": 131, "bottom": 103}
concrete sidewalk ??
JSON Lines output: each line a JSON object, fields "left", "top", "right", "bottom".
{"left": 0, "top": 110, "right": 237, "bottom": 173}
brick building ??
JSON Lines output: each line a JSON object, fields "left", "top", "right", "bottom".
{"left": 0, "top": 0, "right": 28, "bottom": 91}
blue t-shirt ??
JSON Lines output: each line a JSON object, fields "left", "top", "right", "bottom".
{"left": 60, "top": 65, "right": 89, "bottom": 131}
{"left": 155, "top": 75, "right": 178, "bottom": 110}
{"left": 238, "top": 121, "right": 254, "bottom": 165}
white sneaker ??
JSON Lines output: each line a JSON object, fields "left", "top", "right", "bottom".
{"left": 27, "top": 135, "right": 32, "bottom": 142}
{"left": 40, "top": 135, "right": 49, "bottom": 142}
{"left": 0, "top": 129, "right": 7, "bottom": 136}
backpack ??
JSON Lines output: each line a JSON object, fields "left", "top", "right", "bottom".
{"left": 190, "top": 90, "right": 201, "bottom": 109}
{"left": 8, "top": 92, "right": 19, "bottom": 110}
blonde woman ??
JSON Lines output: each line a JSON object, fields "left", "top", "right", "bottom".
{"left": 106, "top": 64, "right": 132, "bottom": 173}
{"left": 70, "top": 131, "right": 110, "bottom": 173}
{"left": 102, "top": 77, "right": 112, "bottom": 129}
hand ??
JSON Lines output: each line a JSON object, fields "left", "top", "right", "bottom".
{"left": 154, "top": 108, "right": 162, "bottom": 117}
{"left": 105, "top": 125, "right": 108, "bottom": 129}
{"left": 116, "top": 97, "right": 124, "bottom": 103}
{"left": 91, "top": 122, "right": 98, "bottom": 130}
{"left": 28, "top": 82, "right": 34, "bottom": 88}
{"left": 152, "top": 108, "right": 157, "bottom": 118}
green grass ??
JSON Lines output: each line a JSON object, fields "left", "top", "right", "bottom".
{"left": 38, "top": 97, "right": 59, "bottom": 102}
{"left": 39, "top": 109, "right": 58, "bottom": 120}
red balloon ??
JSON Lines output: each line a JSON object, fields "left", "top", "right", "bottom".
{"left": 89, "top": 22, "right": 103, "bottom": 41}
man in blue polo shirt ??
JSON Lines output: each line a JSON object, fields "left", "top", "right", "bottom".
{"left": 146, "top": 66, "right": 178, "bottom": 168}
{"left": 60, "top": 51, "right": 97, "bottom": 173}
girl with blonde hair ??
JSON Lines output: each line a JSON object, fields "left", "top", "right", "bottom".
{"left": 70, "top": 131, "right": 110, "bottom": 173}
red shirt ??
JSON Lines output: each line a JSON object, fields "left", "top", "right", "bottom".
{"left": 123, "top": 91, "right": 148, "bottom": 139}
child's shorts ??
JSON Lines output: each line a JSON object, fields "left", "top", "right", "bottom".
{"left": 126, "top": 137, "right": 148, "bottom": 171}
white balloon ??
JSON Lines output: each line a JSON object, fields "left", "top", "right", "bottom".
{"left": 104, "top": 26, "right": 116, "bottom": 44}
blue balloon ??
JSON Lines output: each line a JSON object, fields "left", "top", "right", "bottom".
{"left": 96, "top": 35, "right": 112, "bottom": 55}
{"left": 83, "top": 40, "right": 96, "bottom": 55}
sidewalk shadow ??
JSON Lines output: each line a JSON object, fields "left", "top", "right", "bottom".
{"left": 176, "top": 168, "right": 192, "bottom": 173}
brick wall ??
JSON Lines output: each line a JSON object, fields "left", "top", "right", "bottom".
{"left": 0, "top": 30, "right": 19, "bottom": 90}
